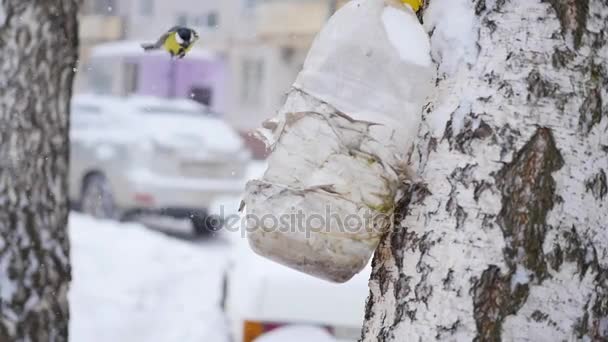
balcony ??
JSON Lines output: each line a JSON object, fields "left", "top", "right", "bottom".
{"left": 80, "top": 15, "right": 125, "bottom": 42}
{"left": 254, "top": 0, "right": 330, "bottom": 44}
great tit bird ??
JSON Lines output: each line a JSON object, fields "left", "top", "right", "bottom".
{"left": 141, "top": 26, "right": 199, "bottom": 59}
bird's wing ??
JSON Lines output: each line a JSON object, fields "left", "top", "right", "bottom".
{"left": 156, "top": 31, "right": 174, "bottom": 45}
{"left": 167, "top": 26, "right": 182, "bottom": 33}
{"left": 141, "top": 30, "right": 174, "bottom": 50}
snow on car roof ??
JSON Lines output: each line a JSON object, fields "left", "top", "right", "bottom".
{"left": 72, "top": 94, "right": 208, "bottom": 112}
{"left": 125, "top": 95, "right": 208, "bottom": 112}
{"left": 71, "top": 94, "right": 245, "bottom": 153}
{"left": 72, "top": 94, "right": 123, "bottom": 109}
{"left": 90, "top": 40, "right": 217, "bottom": 61}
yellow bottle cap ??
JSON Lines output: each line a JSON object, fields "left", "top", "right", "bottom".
{"left": 401, "top": 0, "right": 423, "bottom": 12}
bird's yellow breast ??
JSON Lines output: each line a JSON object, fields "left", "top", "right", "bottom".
{"left": 163, "top": 34, "right": 194, "bottom": 56}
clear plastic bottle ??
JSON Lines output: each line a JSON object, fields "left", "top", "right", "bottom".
{"left": 244, "top": 0, "right": 435, "bottom": 283}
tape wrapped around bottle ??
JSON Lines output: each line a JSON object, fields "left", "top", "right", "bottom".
{"left": 243, "top": 0, "right": 435, "bottom": 283}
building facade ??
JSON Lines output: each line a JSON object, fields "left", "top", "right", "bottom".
{"left": 77, "top": 0, "right": 131, "bottom": 90}
{"left": 78, "top": 0, "right": 346, "bottom": 132}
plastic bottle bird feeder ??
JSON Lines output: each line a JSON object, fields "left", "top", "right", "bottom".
{"left": 243, "top": 0, "right": 435, "bottom": 283}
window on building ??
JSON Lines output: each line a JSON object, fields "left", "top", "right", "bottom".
{"left": 189, "top": 16, "right": 198, "bottom": 26}
{"left": 176, "top": 13, "right": 188, "bottom": 26}
{"left": 207, "top": 12, "right": 219, "bottom": 28}
{"left": 240, "top": 58, "right": 264, "bottom": 106}
{"left": 83, "top": 0, "right": 116, "bottom": 15}
{"left": 88, "top": 62, "right": 113, "bottom": 95}
{"left": 123, "top": 62, "right": 139, "bottom": 96}
{"left": 140, "top": 0, "right": 154, "bottom": 16}
{"left": 240, "top": 60, "right": 251, "bottom": 104}
{"left": 190, "top": 87, "right": 214, "bottom": 108}
{"left": 71, "top": 105, "right": 103, "bottom": 129}
{"left": 187, "top": 12, "right": 219, "bottom": 29}
{"left": 242, "top": 0, "right": 256, "bottom": 9}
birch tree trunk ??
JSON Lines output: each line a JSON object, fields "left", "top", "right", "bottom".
{"left": 0, "top": 1, "right": 78, "bottom": 340}
{"left": 362, "top": 0, "right": 608, "bottom": 340}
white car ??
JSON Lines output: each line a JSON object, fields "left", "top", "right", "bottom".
{"left": 69, "top": 95, "right": 250, "bottom": 234}
{"left": 222, "top": 232, "right": 371, "bottom": 342}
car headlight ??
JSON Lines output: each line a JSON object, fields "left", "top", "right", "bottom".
{"left": 95, "top": 144, "right": 120, "bottom": 161}
{"left": 151, "top": 139, "right": 177, "bottom": 156}
{"left": 129, "top": 138, "right": 154, "bottom": 164}
{"left": 135, "top": 138, "right": 153, "bottom": 153}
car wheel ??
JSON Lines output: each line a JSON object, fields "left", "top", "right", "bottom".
{"left": 81, "top": 173, "right": 117, "bottom": 219}
{"left": 191, "top": 213, "right": 222, "bottom": 236}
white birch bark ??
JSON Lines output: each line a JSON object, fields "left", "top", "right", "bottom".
{"left": 0, "top": 1, "right": 78, "bottom": 340}
{"left": 362, "top": 0, "right": 608, "bottom": 340}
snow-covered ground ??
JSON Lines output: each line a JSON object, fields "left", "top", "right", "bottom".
{"left": 69, "top": 213, "right": 231, "bottom": 342}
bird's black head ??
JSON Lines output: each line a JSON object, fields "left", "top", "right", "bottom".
{"left": 177, "top": 28, "right": 192, "bottom": 42}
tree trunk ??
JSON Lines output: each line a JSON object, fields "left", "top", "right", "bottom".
{"left": 0, "top": 1, "right": 78, "bottom": 340}
{"left": 362, "top": 0, "right": 608, "bottom": 341}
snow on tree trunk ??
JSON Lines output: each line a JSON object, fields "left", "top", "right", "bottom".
{"left": 362, "top": 0, "right": 608, "bottom": 340}
{"left": 0, "top": 1, "right": 78, "bottom": 340}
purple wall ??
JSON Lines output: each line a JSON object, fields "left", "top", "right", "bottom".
{"left": 129, "top": 55, "right": 227, "bottom": 114}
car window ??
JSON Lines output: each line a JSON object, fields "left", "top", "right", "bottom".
{"left": 139, "top": 106, "right": 211, "bottom": 116}
{"left": 73, "top": 104, "right": 101, "bottom": 115}
{"left": 71, "top": 104, "right": 103, "bottom": 129}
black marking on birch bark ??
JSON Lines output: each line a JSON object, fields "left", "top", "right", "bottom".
{"left": 445, "top": 194, "right": 466, "bottom": 230}
{"left": 588, "top": 272, "right": 608, "bottom": 339}
{"left": 416, "top": 132, "right": 436, "bottom": 172}
{"left": 377, "top": 265, "right": 391, "bottom": 296}
{"left": 364, "top": 181, "right": 434, "bottom": 340}
{"left": 474, "top": 181, "right": 493, "bottom": 201}
{"left": 414, "top": 262, "right": 433, "bottom": 306}
{"left": 364, "top": 286, "right": 376, "bottom": 322}
{"left": 442, "top": 269, "right": 456, "bottom": 291}
{"left": 473, "top": 128, "right": 564, "bottom": 341}
{"left": 573, "top": 279, "right": 608, "bottom": 342}
{"left": 579, "top": 62, "right": 605, "bottom": 134}
{"left": 393, "top": 273, "right": 414, "bottom": 325}
{"left": 450, "top": 164, "right": 477, "bottom": 188}
{"left": 543, "top": 0, "right": 590, "bottom": 49}
{"left": 549, "top": 226, "right": 601, "bottom": 280}
{"left": 444, "top": 112, "right": 495, "bottom": 155}
{"left": 585, "top": 169, "right": 607, "bottom": 200}
{"left": 531, "top": 309, "right": 560, "bottom": 328}
{"left": 531, "top": 310, "right": 549, "bottom": 322}
{"left": 527, "top": 69, "right": 560, "bottom": 100}
{"left": 552, "top": 47, "right": 576, "bottom": 69}
{"left": 446, "top": 164, "right": 476, "bottom": 229}
{"left": 480, "top": 213, "right": 497, "bottom": 231}
{"left": 547, "top": 243, "right": 565, "bottom": 271}
{"left": 475, "top": 0, "right": 487, "bottom": 15}
{"left": 436, "top": 319, "right": 461, "bottom": 339}
{"left": 476, "top": 0, "right": 507, "bottom": 12}
{"left": 494, "top": 124, "right": 521, "bottom": 160}
{"left": 574, "top": 300, "right": 592, "bottom": 339}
